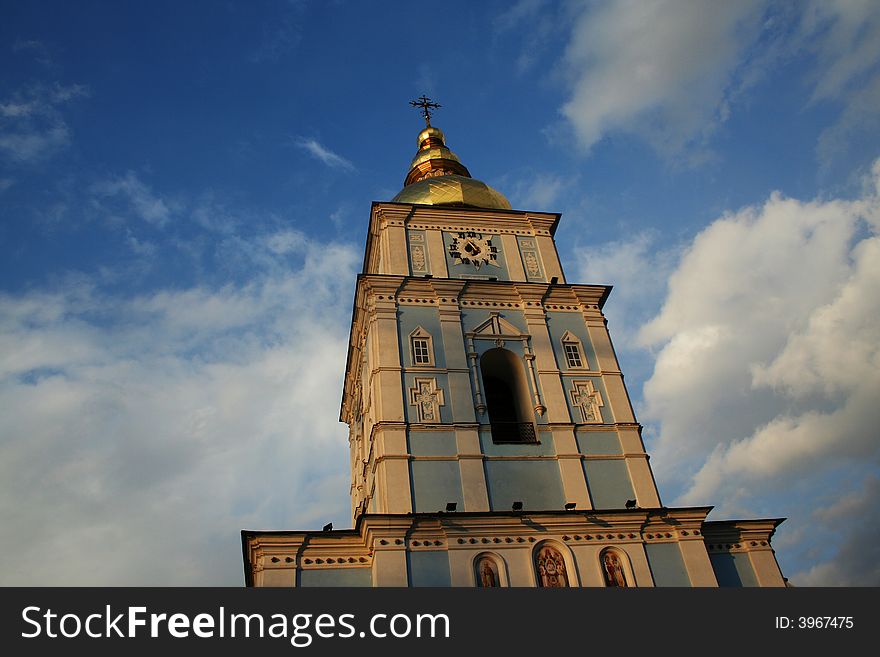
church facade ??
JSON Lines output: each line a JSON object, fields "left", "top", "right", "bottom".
{"left": 242, "top": 107, "right": 787, "bottom": 587}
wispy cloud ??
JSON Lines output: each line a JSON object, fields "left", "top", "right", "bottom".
{"left": 295, "top": 137, "right": 355, "bottom": 171}
{"left": 558, "top": 0, "right": 767, "bottom": 155}
{"left": 800, "top": 1, "right": 880, "bottom": 168}
{"left": 89, "top": 171, "right": 174, "bottom": 227}
{"left": 549, "top": 1, "right": 880, "bottom": 164}
{"left": 0, "top": 82, "right": 88, "bottom": 163}
{"left": 507, "top": 172, "right": 571, "bottom": 209}
{"left": 12, "top": 39, "right": 53, "bottom": 67}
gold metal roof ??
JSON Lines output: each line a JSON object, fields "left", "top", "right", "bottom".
{"left": 392, "top": 174, "right": 512, "bottom": 210}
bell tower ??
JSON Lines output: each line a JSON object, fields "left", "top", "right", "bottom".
{"left": 242, "top": 102, "right": 788, "bottom": 588}
{"left": 342, "top": 111, "right": 661, "bottom": 522}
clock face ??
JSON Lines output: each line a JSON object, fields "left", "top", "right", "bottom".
{"left": 447, "top": 231, "right": 499, "bottom": 269}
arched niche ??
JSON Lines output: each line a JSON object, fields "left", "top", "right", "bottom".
{"left": 599, "top": 547, "right": 633, "bottom": 587}
{"left": 533, "top": 541, "right": 576, "bottom": 588}
{"left": 473, "top": 552, "right": 507, "bottom": 587}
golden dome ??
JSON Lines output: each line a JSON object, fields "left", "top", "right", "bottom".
{"left": 393, "top": 123, "right": 511, "bottom": 210}
{"left": 392, "top": 174, "right": 512, "bottom": 210}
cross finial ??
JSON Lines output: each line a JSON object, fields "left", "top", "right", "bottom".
{"left": 410, "top": 95, "right": 441, "bottom": 127}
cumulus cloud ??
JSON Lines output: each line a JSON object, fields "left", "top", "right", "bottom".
{"left": 575, "top": 231, "right": 680, "bottom": 347}
{"left": 635, "top": 160, "right": 880, "bottom": 583}
{"left": 0, "top": 233, "right": 359, "bottom": 585}
{"left": 295, "top": 138, "right": 355, "bottom": 171}
{"left": 0, "top": 82, "right": 88, "bottom": 163}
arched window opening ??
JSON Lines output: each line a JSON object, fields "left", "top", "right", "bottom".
{"left": 534, "top": 544, "right": 569, "bottom": 588}
{"left": 601, "top": 549, "right": 630, "bottom": 587}
{"left": 480, "top": 348, "right": 536, "bottom": 443}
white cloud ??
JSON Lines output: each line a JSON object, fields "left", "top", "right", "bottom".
{"left": 575, "top": 231, "right": 679, "bottom": 348}
{"left": 559, "top": 0, "right": 767, "bottom": 153}
{"left": 635, "top": 159, "right": 880, "bottom": 583}
{"left": 295, "top": 137, "right": 355, "bottom": 171}
{"left": 0, "top": 234, "right": 359, "bottom": 584}
{"left": 0, "top": 82, "right": 88, "bottom": 163}
{"left": 641, "top": 161, "right": 880, "bottom": 494}
{"left": 553, "top": 2, "right": 880, "bottom": 165}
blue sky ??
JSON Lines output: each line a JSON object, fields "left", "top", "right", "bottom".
{"left": 1, "top": 0, "right": 879, "bottom": 585}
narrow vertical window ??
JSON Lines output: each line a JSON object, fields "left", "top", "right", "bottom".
{"left": 412, "top": 338, "right": 431, "bottom": 364}
{"left": 409, "top": 327, "right": 435, "bottom": 367}
{"left": 564, "top": 342, "right": 583, "bottom": 368}
{"left": 560, "top": 331, "right": 587, "bottom": 369}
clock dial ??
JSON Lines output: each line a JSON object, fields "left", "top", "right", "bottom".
{"left": 447, "top": 231, "right": 499, "bottom": 269}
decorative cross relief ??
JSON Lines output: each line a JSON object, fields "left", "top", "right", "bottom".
{"left": 569, "top": 380, "right": 605, "bottom": 423}
{"left": 409, "top": 377, "right": 445, "bottom": 423}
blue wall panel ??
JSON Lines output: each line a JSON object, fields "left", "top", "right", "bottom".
{"left": 645, "top": 543, "right": 692, "bottom": 587}
{"left": 299, "top": 568, "right": 372, "bottom": 587}
{"left": 411, "top": 460, "right": 463, "bottom": 513}
{"left": 408, "top": 550, "right": 452, "bottom": 587}
{"left": 583, "top": 459, "right": 635, "bottom": 509}
{"left": 576, "top": 430, "right": 623, "bottom": 455}
{"left": 485, "top": 460, "right": 565, "bottom": 511}
{"left": 710, "top": 552, "right": 759, "bottom": 587}
{"left": 409, "top": 431, "right": 458, "bottom": 456}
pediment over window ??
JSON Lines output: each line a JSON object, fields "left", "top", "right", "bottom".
{"left": 560, "top": 330, "right": 579, "bottom": 343}
{"left": 472, "top": 312, "right": 524, "bottom": 337}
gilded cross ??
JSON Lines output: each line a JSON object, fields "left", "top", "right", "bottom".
{"left": 410, "top": 95, "right": 441, "bottom": 126}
